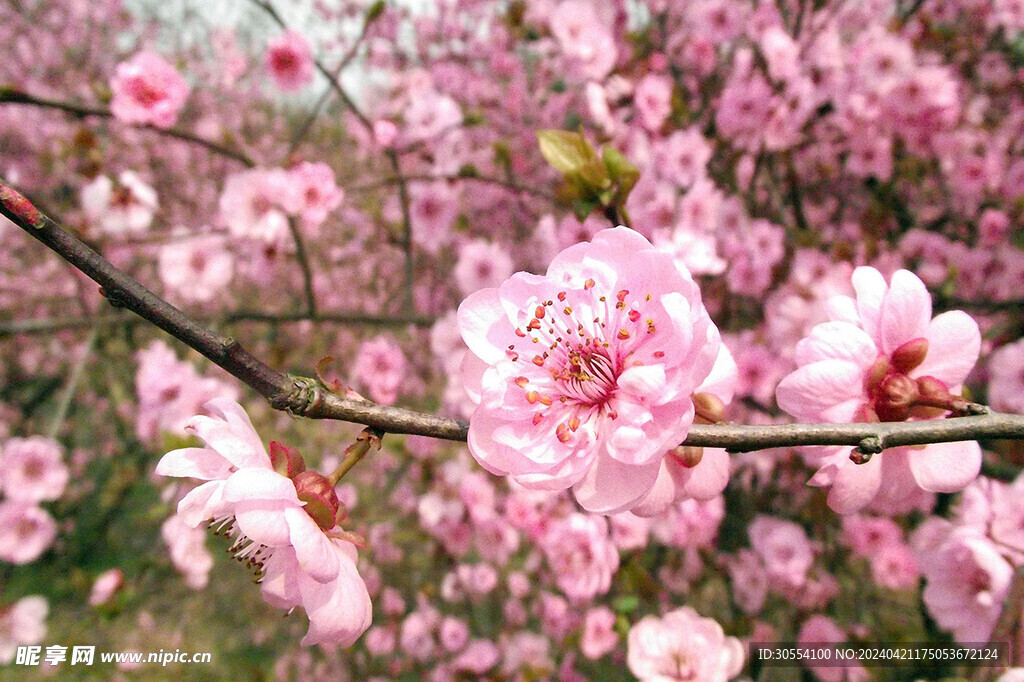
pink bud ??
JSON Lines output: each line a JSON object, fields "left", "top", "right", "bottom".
{"left": 269, "top": 441, "right": 306, "bottom": 478}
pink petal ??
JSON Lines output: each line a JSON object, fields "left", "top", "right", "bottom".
{"left": 825, "top": 295, "right": 858, "bottom": 324}
{"left": 824, "top": 452, "right": 882, "bottom": 514}
{"left": 878, "top": 270, "right": 931, "bottom": 354}
{"left": 851, "top": 266, "right": 887, "bottom": 343}
{"left": 155, "top": 447, "right": 233, "bottom": 480}
{"left": 176, "top": 481, "right": 226, "bottom": 527}
{"left": 457, "top": 288, "right": 508, "bottom": 365}
{"left": 234, "top": 502, "right": 293, "bottom": 547}
{"left": 629, "top": 459, "right": 677, "bottom": 517}
{"left": 679, "top": 447, "right": 730, "bottom": 500}
{"left": 572, "top": 454, "right": 662, "bottom": 514}
{"left": 794, "top": 322, "right": 877, "bottom": 367}
{"left": 775, "top": 360, "right": 865, "bottom": 422}
{"left": 285, "top": 506, "right": 340, "bottom": 584}
{"left": 299, "top": 541, "right": 372, "bottom": 647}
{"left": 696, "top": 345, "right": 738, "bottom": 404}
{"left": 259, "top": 547, "right": 302, "bottom": 610}
{"left": 222, "top": 468, "right": 299, "bottom": 504}
{"left": 908, "top": 440, "right": 982, "bottom": 493}
{"left": 916, "top": 311, "right": 981, "bottom": 386}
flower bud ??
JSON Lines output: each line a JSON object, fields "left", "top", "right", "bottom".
{"left": 890, "top": 337, "right": 929, "bottom": 374}
{"left": 863, "top": 356, "right": 890, "bottom": 394}
{"left": 692, "top": 392, "right": 726, "bottom": 424}
{"left": 875, "top": 374, "right": 919, "bottom": 421}
{"left": 293, "top": 470, "right": 341, "bottom": 530}
{"left": 671, "top": 445, "right": 704, "bottom": 468}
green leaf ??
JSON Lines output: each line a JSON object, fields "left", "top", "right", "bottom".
{"left": 603, "top": 146, "right": 640, "bottom": 196}
{"left": 537, "top": 129, "right": 598, "bottom": 175}
{"left": 612, "top": 595, "right": 640, "bottom": 613}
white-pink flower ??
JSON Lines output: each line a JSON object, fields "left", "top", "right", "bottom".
{"left": 158, "top": 234, "right": 234, "bottom": 304}
{"left": 627, "top": 606, "right": 744, "bottom": 682}
{"left": 0, "top": 436, "right": 68, "bottom": 503}
{"left": 110, "top": 51, "right": 190, "bottom": 129}
{"left": 286, "top": 162, "right": 343, "bottom": 229}
{"left": 155, "top": 398, "right": 372, "bottom": 647}
{"left": 0, "top": 596, "right": 47, "bottom": 664}
{"left": 218, "top": 168, "right": 297, "bottom": 245}
{"left": 458, "top": 227, "right": 720, "bottom": 514}
{"left": 265, "top": 30, "right": 315, "bottom": 92}
{"left": 80, "top": 171, "right": 158, "bottom": 236}
{"left": 776, "top": 267, "right": 982, "bottom": 513}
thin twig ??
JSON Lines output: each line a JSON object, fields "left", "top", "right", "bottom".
{"left": 0, "top": 88, "right": 256, "bottom": 167}
{"left": 47, "top": 327, "right": 98, "bottom": 439}
{"left": 0, "top": 311, "right": 436, "bottom": 337}
{"left": 6, "top": 179, "right": 1024, "bottom": 453}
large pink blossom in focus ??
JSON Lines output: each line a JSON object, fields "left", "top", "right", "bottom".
{"left": 775, "top": 266, "right": 982, "bottom": 513}
{"left": 458, "top": 227, "right": 720, "bottom": 514}
{"left": 110, "top": 52, "right": 190, "bottom": 129}
{"left": 155, "top": 398, "right": 372, "bottom": 647}
{"left": 265, "top": 30, "right": 315, "bottom": 92}
{"left": 627, "top": 606, "right": 744, "bottom": 682}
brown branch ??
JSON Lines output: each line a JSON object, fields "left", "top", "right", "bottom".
{"left": 5, "top": 179, "right": 1024, "bottom": 452}
{"left": 349, "top": 173, "right": 556, "bottom": 202}
{"left": 0, "top": 312, "right": 436, "bottom": 337}
{"left": 0, "top": 88, "right": 256, "bottom": 167}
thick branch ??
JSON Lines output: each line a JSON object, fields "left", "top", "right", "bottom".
{"left": 5, "top": 180, "right": 1024, "bottom": 451}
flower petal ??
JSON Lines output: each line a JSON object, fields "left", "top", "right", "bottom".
{"left": 908, "top": 440, "right": 981, "bottom": 493}
{"left": 825, "top": 452, "right": 882, "bottom": 514}
{"left": 285, "top": 506, "right": 340, "bottom": 583}
{"left": 916, "top": 311, "right": 981, "bottom": 387}
{"left": 155, "top": 447, "right": 233, "bottom": 480}
{"left": 775, "top": 359, "right": 865, "bottom": 422}
{"left": 851, "top": 266, "right": 888, "bottom": 342}
{"left": 572, "top": 454, "right": 662, "bottom": 514}
{"left": 878, "top": 270, "right": 932, "bottom": 354}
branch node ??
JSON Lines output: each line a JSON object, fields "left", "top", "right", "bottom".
{"left": 275, "top": 376, "right": 325, "bottom": 417}
{"left": 852, "top": 435, "right": 883, "bottom": 462}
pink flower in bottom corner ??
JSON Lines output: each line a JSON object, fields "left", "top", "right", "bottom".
{"left": 775, "top": 266, "right": 982, "bottom": 513}
{"left": 458, "top": 227, "right": 720, "bottom": 514}
{"left": 0, "top": 596, "right": 48, "bottom": 664}
{"left": 155, "top": 397, "right": 372, "bottom": 647}
{"left": 627, "top": 606, "right": 744, "bottom": 682}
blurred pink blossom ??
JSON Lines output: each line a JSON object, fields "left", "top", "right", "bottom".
{"left": 541, "top": 513, "right": 618, "bottom": 602}
{"left": 265, "top": 30, "right": 315, "bottom": 92}
{"left": 0, "top": 596, "right": 47, "bottom": 664}
{"left": 80, "top": 171, "right": 158, "bottom": 236}
{"left": 0, "top": 436, "right": 67, "bottom": 503}
{"left": 0, "top": 501, "right": 56, "bottom": 564}
{"left": 110, "top": 51, "right": 189, "bottom": 129}
{"left": 353, "top": 335, "right": 407, "bottom": 405}
{"left": 627, "top": 606, "right": 744, "bottom": 682}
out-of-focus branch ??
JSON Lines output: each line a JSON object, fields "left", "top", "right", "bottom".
{"left": 0, "top": 88, "right": 256, "bottom": 167}
{"left": 5, "top": 180, "right": 1024, "bottom": 449}
{"left": 0, "top": 311, "right": 436, "bottom": 337}
{"left": 349, "top": 173, "right": 556, "bottom": 202}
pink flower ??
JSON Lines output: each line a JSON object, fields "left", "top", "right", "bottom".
{"left": 841, "top": 515, "right": 903, "bottom": 558}
{"left": 541, "top": 513, "right": 619, "bottom": 602}
{"left": 549, "top": 1, "right": 617, "bottom": 81}
{"left": 0, "top": 596, "right": 47, "bottom": 664}
{"left": 797, "top": 615, "right": 870, "bottom": 682}
{"left": 219, "top": 168, "right": 297, "bottom": 245}
{"left": 458, "top": 227, "right": 720, "bottom": 514}
{"left": 265, "top": 30, "right": 315, "bottom": 92}
{"left": 161, "top": 512, "right": 213, "bottom": 590}
{"left": 410, "top": 182, "right": 459, "bottom": 254}
{"left": 634, "top": 74, "right": 673, "bottom": 132}
{"left": 988, "top": 338, "right": 1024, "bottom": 415}
{"left": 919, "top": 529, "right": 1013, "bottom": 643}
{"left": 776, "top": 267, "right": 982, "bottom": 513}
{"left": 869, "top": 542, "right": 919, "bottom": 590}
{"left": 158, "top": 234, "right": 234, "bottom": 304}
{"left": 155, "top": 398, "right": 372, "bottom": 647}
{"left": 580, "top": 606, "right": 618, "bottom": 659}
{"left": 0, "top": 436, "right": 68, "bottom": 503}
{"left": 454, "top": 239, "right": 515, "bottom": 296}
{"left": 110, "top": 52, "right": 189, "bottom": 129}
{"left": 0, "top": 501, "right": 56, "bottom": 564}
{"left": 286, "top": 162, "right": 343, "bottom": 229}
{"left": 747, "top": 515, "right": 814, "bottom": 590}
{"left": 353, "top": 335, "right": 407, "bottom": 406}
{"left": 627, "top": 606, "right": 744, "bottom": 682}
{"left": 80, "top": 171, "right": 158, "bottom": 236}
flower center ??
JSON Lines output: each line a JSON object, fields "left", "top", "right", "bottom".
{"left": 210, "top": 516, "right": 274, "bottom": 579}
